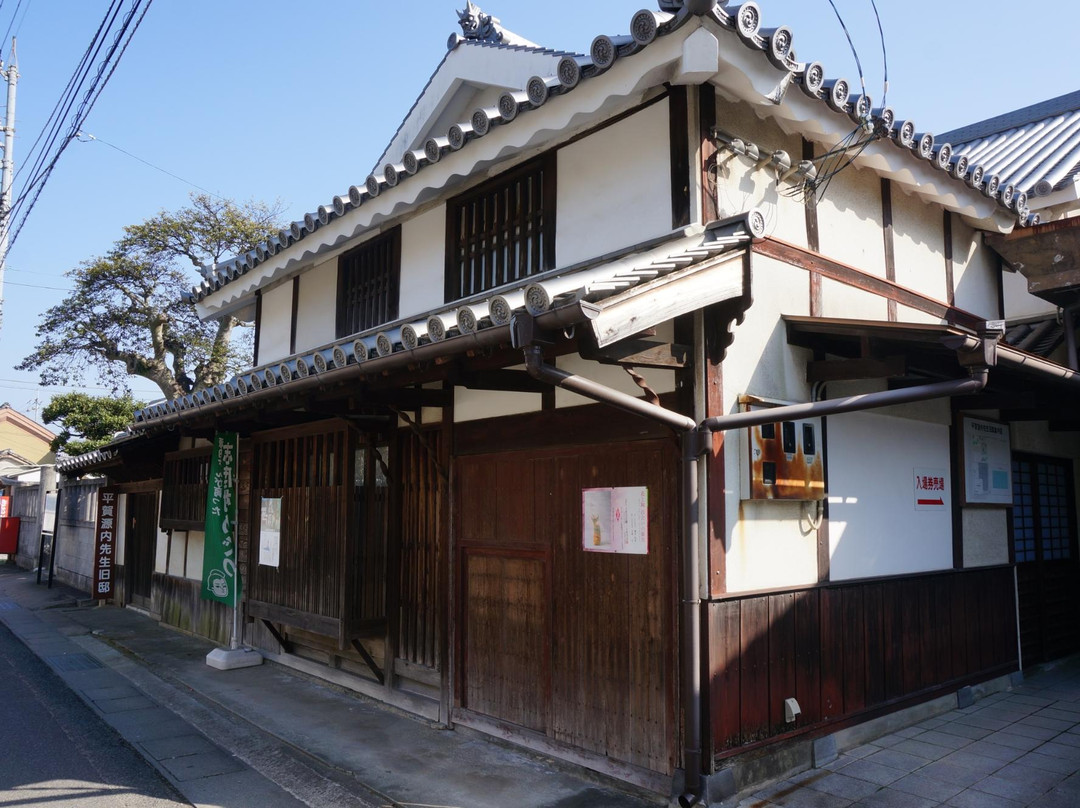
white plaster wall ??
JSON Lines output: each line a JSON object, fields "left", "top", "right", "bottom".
{"left": 556, "top": 100, "right": 672, "bottom": 268}
{"left": 951, "top": 218, "right": 1001, "bottom": 320}
{"left": 711, "top": 95, "right": 807, "bottom": 246}
{"left": 1011, "top": 421, "right": 1080, "bottom": 458}
{"left": 454, "top": 385, "right": 541, "bottom": 423}
{"left": 722, "top": 255, "right": 817, "bottom": 593}
{"left": 821, "top": 277, "right": 889, "bottom": 320}
{"left": 962, "top": 508, "right": 1009, "bottom": 567}
{"left": 154, "top": 497, "right": 168, "bottom": 575}
{"left": 892, "top": 185, "right": 947, "bottom": 304}
{"left": 399, "top": 205, "right": 447, "bottom": 320}
{"left": 186, "top": 530, "right": 205, "bottom": 581}
{"left": 827, "top": 411, "right": 953, "bottom": 580}
{"left": 726, "top": 501, "right": 819, "bottom": 592}
{"left": 815, "top": 164, "right": 886, "bottom": 277}
{"left": 168, "top": 531, "right": 187, "bottom": 577}
{"left": 1002, "top": 268, "right": 1056, "bottom": 321}
{"left": 293, "top": 258, "right": 337, "bottom": 353}
{"left": 257, "top": 281, "right": 293, "bottom": 364}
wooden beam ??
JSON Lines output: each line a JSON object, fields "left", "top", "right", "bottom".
{"left": 881, "top": 178, "right": 897, "bottom": 322}
{"left": 260, "top": 618, "right": 292, "bottom": 654}
{"left": 581, "top": 338, "right": 690, "bottom": 368}
{"left": 459, "top": 369, "right": 549, "bottom": 394}
{"left": 752, "top": 238, "right": 984, "bottom": 331}
{"left": 351, "top": 639, "right": 385, "bottom": 685}
{"left": 806, "top": 356, "right": 907, "bottom": 383}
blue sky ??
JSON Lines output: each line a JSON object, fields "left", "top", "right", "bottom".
{"left": 2, "top": 0, "right": 1078, "bottom": 425}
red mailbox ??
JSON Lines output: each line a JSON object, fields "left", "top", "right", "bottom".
{"left": 0, "top": 516, "right": 19, "bottom": 554}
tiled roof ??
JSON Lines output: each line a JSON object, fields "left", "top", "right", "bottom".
{"left": 186, "top": 1, "right": 1027, "bottom": 306}
{"left": 137, "top": 210, "right": 764, "bottom": 429}
{"left": 943, "top": 90, "right": 1080, "bottom": 210}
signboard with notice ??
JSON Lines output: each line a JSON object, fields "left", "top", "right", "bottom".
{"left": 961, "top": 416, "right": 1012, "bottom": 506}
{"left": 581, "top": 486, "right": 648, "bottom": 554}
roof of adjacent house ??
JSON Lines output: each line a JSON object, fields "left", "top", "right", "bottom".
{"left": 185, "top": 0, "right": 1029, "bottom": 309}
{"left": 942, "top": 90, "right": 1080, "bottom": 204}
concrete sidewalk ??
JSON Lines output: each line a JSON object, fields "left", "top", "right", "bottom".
{"left": 0, "top": 564, "right": 663, "bottom": 808}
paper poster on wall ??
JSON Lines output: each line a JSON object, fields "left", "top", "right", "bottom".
{"left": 913, "top": 468, "right": 947, "bottom": 510}
{"left": 962, "top": 416, "right": 1012, "bottom": 506}
{"left": 259, "top": 497, "right": 282, "bottom": 567}
{"left": 582, "top": 486, "right": 648, "bottom": 554}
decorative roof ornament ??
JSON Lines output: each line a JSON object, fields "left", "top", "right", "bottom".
{"left": 458, "top": 1, "right": 503, "bottom": 43}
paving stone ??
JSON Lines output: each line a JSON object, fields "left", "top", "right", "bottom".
{"left": 139, "top": 733, "right": 219, "bottom": 760}
{"left": 1049, "top": 732, "right": 1080, "bottom": 748}
{"left": 1017, "top": 714, "right": 1076, "bottom": 732}
{"left": 1035, "top": 740, "right": 1080, "bottom": 762}
{"left": 850, "top": 788, "right": 937, "bottom": 808}
{"left": 1014, "top": 750, "right": 1079, "bottom": 775}
{"left": 917, "top": 760, "right": 986, "bottom": 789}
{"left": 846, "top": 745, "right": 881, "bottom": 760}
{"left": 838, "top": 759, "right": 906, "bottom": 787}
{"left": 914, "top": 717, "right": 949, "bottom": 731}
{"left": 769, "top": 785, "right": 855, "bottom": 808}
{"left": 933, "top": 722, "right": 992, "bottom": 741}
{"left": 869, "top": 734, "right": 905, "bottom": 749}
{"left": 970, "top": 772, "right": 1058, "bottom": 803}
{"left": 999, "top": 722, "right": 1062, "bottom": 741}
{"left": 944, "top": 788, "right": 1023, "bottom": 808}
{"left": 962, "top": 741, "right": 1026, "bottom": 764}
{"left": 864, "top": 749, "right": 930, "bottom": 773}
{"left": 804, "top": 772, "right": 880, "bottom": 801}
{"left": 823, "top": 754, "right": 859, "bottom": 772}
{"left": 912, "top": 730, "right": 972, "bottom": 751}
{"left": 888, "top": 772, "right": 965, "bottom": 802}
{"left": 993, "top": 761, "right": 1066, "bottom": 793}
{"left": 982, "top": 731, "right": 1044, "bottom": 751}
{"left": 1036, "top": 708, "right": 1080, "bottom": 722}
{"left": 159, "top": 749, "right": 245, "bottom": 782}
{"left": 951, "top": 713, "right": 1012, "bottom": 732}
{"left": 889, "top": 738, "right": 953, "bottom": 761}
{"left": 92, "top": 694, "right": 156, "bottom": 713}
{"left": 893, "top": 727, "right": 923, "bottom": 739}
{"left": 1005, "top": 694, "right": 1055, "bottom": 708}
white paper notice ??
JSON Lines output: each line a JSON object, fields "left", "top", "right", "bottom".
{"left": 259, "top": 497, "right": 281, "bottom": 567}
{"left": 581, "top": 486, "right": 648, "bottom": 554}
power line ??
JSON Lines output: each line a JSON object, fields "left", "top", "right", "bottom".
{"left": 6, "top": 0, "right": 154, "bottom": 252}
{"left": 3, "top": 278, "right": 72, "bottom": 291}
{"left": 75, "top": 130, "right": 223, "bottom": 200}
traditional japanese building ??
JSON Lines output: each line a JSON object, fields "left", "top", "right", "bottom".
{"left": 60, "top": 2, "right": 1080, "bottom": 803}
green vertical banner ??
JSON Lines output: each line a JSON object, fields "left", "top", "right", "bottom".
{"left": 202, "top": 431, "right": 241, "bottom": 604}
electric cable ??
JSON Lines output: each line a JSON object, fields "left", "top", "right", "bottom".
{"left": 74, "top": 130, "right": 222, "bottom": 200}
{"left": 7, "top": 0, "right": 153, "bottom": 251}
{"left": 870, "top": 0, "right": 888, "bottom": 108}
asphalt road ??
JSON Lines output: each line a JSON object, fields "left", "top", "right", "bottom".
{"left": 0, "top": 620, "right": 190, "bottom": 807}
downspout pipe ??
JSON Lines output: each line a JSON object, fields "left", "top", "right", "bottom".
{"left": 700, "top": 371, "right": 989, "bottom": 433}
{"left": 521, "top": 334, "right": 991, "bottom": 808}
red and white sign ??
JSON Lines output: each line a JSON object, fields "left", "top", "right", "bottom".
{"left": 913, "top": 468, "right": 947, "bottom": 510}
{"left": 92, "top": 488, "right": 118, "bottom": 600}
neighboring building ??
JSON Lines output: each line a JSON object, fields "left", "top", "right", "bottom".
{"left": 0, "top": 404, "right": 55, "bottom": 472}
{"left": 59, "top": 2, "right": 1080, "bottom": 803}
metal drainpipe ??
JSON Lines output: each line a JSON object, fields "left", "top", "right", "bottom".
{"left": 520, "top": 345, "right": 708, "bottom": 805}
{"left": 521, "top": 339, "right": 991, "bottom": 808}
{"left": 1064, "top": 306, "right": 1079, "bottom": 372}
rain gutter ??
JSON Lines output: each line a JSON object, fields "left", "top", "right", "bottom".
{"left": 518, "top": 321, "right": 996, "bottom": 808}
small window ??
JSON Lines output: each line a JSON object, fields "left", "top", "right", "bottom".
{"left": 337, "top": 227, "right": 401, "bottom": 338}
{"left": 161, "top": 447, "right": 212, "bottom": 531}
{"left": 445, "top": 153, "right": 556, "bottom": 302}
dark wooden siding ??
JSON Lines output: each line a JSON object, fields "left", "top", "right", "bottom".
{"left": 395, "top": 426, "right": 445, "bottom": 670}
{"left": 161, "top": 447, "right": 211, "bottom": 530}
{"left": 455, "top": 440, "right": 678, "bottom": 775}
{"left": 249, "top": 423, "right": 350, "bottom": 623}
{"left": 708, "top": 566, "right": 1018, "bottom": 756}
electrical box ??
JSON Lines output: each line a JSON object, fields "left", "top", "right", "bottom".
{"left": 742, "top": 407, "right": 825, "bottom": 501}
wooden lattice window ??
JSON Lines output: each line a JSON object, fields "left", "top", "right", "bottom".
{"left": 336, "top": 227, "right": 401, "bottom": 338}
{"left": 161, "top": 447, "right": 211, "bottom": 531}
{"left": 445, "top": 153, "right": 556, "bottom": 302}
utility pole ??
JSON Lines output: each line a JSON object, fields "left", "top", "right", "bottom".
{"left": 0, "top": 38, "right": 17, "bottom": 334}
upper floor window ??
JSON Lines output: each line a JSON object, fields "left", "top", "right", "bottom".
{"left": 445, "top": 153, "right": 556, "bottom": 302}
{"left": 337, "top": 227, "right": 401, "bottom": 338}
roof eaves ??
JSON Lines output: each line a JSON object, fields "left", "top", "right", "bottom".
{"left": 192, "top": 1, "right": 1029, "bottom": 309}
